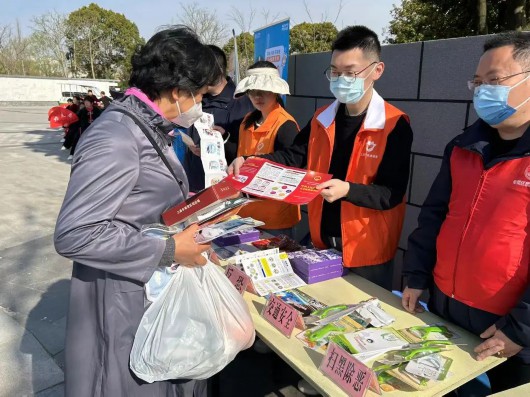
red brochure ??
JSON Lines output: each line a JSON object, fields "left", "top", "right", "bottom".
{"left": 227, "top": 158, "right": 331, "bottom": 205}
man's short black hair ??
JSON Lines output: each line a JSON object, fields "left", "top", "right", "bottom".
{"left": 129, "top": 25, "right": 223, "bottom": 100}
{"left": 100, "top": 91, "right": 105, "bottom": 95}
{"left": 208, "top": 45, "right": 227, "bottom": 75}
{"left": 88, "top": 90, "right": 93, "bottom": 94}
{"left": 484, "top": 31, "right": 530, "bottom": 69}
{"left": 332, "top": 25, "right": 381, "bottom": 60}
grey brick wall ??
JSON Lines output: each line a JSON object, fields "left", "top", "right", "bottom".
{"left": 284, "top": 35, "right": 493, "bottom": 290}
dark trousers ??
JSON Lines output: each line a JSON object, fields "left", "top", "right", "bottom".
{"left": 70, "top": 128, "right": 82, "bottom": 156}
{"left": 323, "top": 235, "right": 394, "bottom": 291}
{"left": 430, "top": 284, "right": 530, "bottom": 393}
{"left": 487, "top": 357, "right": 530, "bottom": 393}
{"left": 63, "top": 128, "right": 76, "bottom": 149}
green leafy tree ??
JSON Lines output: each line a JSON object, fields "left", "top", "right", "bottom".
{"left": 65, "top": 3, "right": 144, "bottom": 80}
{"left": 223, "top": 32, "right": 254, "bottom": 79}
{"left": 386, "top": 0, "right": 530, "bottom": 44}
{"left": 290, "top": 22, "right": 338, "bottom": 54}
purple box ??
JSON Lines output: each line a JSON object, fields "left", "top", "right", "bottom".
{"left": 213, "top": 228, "right": 260, "bottom": 247}
{"left": 295, "top": 268, "right": 344, "bottom": 284}
{"left": 288, "top": 249, "right": 343, "bottom": 277}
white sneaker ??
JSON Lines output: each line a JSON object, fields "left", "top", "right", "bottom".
{"left": 61, "top": 146, "right": 67, "bottom": 151}
{"left": 297, "top": 379, "right": 320, "bottom": 396}
{"left": 67, "top": 155, "right": 73, "bottom": 160}
{"left": 60, "top": 138, "right": 65, "bottom": 143}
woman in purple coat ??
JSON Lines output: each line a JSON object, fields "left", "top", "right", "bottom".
{"left": 54, "top": 26, "right": 222, "bottom": 397}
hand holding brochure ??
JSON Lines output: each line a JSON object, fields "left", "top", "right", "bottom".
{"left": 227, "top": 158, "right": 332, "bottom": 205}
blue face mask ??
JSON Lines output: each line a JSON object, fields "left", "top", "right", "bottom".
{"left": 473, "top": 75, "right": 530, "bottom": 126}
{"left": 329, "top": 65, "right": 376, "bottom": 104}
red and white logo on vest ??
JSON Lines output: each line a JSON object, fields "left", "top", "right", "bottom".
{"left": 513, "top": 165, "right": 530, "bottom": 188}
{"left": 361, "top": 140, "right": 379, "bottom": 159}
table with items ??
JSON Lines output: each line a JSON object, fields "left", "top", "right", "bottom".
{"left": 212, "top": 231, "right": 505, "bottom": 397}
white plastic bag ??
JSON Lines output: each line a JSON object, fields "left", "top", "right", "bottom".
{"left": 130, "top": 260, "right": 255, "bottom": 382}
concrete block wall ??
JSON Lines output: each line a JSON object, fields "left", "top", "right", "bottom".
{"left": 285, "top": 35, "right": 492, "bottom": 290}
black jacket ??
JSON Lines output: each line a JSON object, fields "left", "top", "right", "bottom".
{"left": 184, "top": 77, "right": 254, "bottom": 192}
{"left": 78, "top": 106, "right": 102, "bottom": 133}
{"left": 403, "top": 119, "right": 530, "bottom": 359}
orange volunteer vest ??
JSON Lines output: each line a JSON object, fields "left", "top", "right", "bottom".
{"left": 307, "top": 91, "right": 408, "bottom": 268}
{"left": 237, "top": 103, "right": 302, "bottom": 229}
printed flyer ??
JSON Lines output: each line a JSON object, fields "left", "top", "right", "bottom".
{"left": 194, "top": 113, "right": 228, "bottom": 187}
{"left": 231, "top": 249, "right": 306, "bottom": 296}
{"left": 227, "top": 158, "right": 332, "bottom": 205}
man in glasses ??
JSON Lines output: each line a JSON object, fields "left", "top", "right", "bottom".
{"left": 402, "top": 31, "right": 530, "bottom": 393}
{"left": 229, "top": 26, "right": 413, "bottom": 290}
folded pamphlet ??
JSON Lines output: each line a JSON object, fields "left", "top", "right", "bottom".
{"left": 226, "top": 158, "right": 332, "bottom": 205}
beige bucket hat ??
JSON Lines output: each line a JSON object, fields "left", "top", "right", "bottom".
{"left": 234, "top": 67, "right": 290, "bottom": 97}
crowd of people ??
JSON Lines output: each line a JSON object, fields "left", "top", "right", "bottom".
{"left": 60, "top": 90, "right": 112, "bottom": 159}
{"left": 53, "top": 23, "right": 530, "bottom": 397}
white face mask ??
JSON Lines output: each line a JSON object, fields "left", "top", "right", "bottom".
{"left": 171, "top": 94, "right": 203, "bottom": 128}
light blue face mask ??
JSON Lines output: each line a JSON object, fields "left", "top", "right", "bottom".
{"left": 329, "top": 65, "right": 377, "bottom": 104}
{"left": 473, "top": 74, "right": 530, "bottom": 126}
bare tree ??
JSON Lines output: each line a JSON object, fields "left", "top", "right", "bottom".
{"left": 178, "top": 2, "right": 228, "bottom": 46}
{"left": 0, "top": 24, "right": 12, "bottom": 73}
{"left": 31, "top": 11, "right": 69, "bottom": 77}
{"left": 301, "top": 0, "right": 344, "bottom": 53}
{"left": 477, "top": 0, "right": 488, "bottom": 34}
{"left": 261, "top": 9, "right": 282, "bottom": 26}
{"left": 303, "top": 0, "right": 344, "bottom": 24}
{"left": 0, "top": 20, "right": 30, "bottom": 75}
{"left": 12, "top": 20, "right": 29, "bottom": 75}
{"left": 228, "top": 4, "right": 257, "bottom": 33}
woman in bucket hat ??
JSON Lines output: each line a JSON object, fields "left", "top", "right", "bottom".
{"left": 234, "top": 61, "right": 301, "bottom": 236}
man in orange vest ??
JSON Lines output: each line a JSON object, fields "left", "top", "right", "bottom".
{"left": 229, "top": 26, "right": 413, "bottom": 290}
{"left": 402, "top": 32, "right": 530, "bottom": 393}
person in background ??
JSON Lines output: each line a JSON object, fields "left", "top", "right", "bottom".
{"left": 184, "top": 45, "right": 254, "bottom": 192}
{"left": 85, "top": 89, "right": 99, "bottom": 105}
{"left": 54, "top": 26, "right": 222, "bottom": 397}
{"left": 229, "top": 26, "right": 413, "bottom": 291}
{"left": 67, "top": 96, "right": 80, "bottom": 114}
{"left": 402, "top": 31, "right": 530, "bottom": 394}
{"left": 61, "top": 96, "right": 81, "bottom": 150}
{"left": 233, "top": 60, "right": 301, "bottom": 237}
{"left": 99, "top": 90, "right": 112, "bottom": 108}
{"left": 67, "top": 97, "right": 101, "bottom": 160}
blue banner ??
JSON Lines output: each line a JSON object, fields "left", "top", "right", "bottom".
{"left": 254, "top": 19, "right": 290, "bottom": 82}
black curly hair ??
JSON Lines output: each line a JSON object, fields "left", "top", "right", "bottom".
{"left": 129, "top": 25, "right": 223, "bottom": 100}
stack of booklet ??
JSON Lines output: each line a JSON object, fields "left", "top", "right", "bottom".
{"left": 288, "top": 249, "right": 344, "bottom": 284}
{"left": 142, "top": 179, "right": 261, "bottom": 243}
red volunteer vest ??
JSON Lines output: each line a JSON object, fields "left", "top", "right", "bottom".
{"left": 434, "top": 147, "right": 530, "bottom": 315}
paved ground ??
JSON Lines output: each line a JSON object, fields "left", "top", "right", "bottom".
{"left": 0, "top": 106, "right": 306, "bottom": 397}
